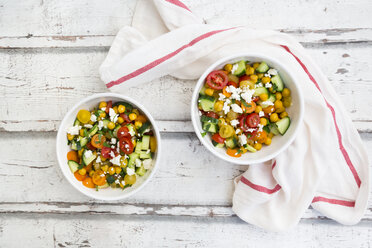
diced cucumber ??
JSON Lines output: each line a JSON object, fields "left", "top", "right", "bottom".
{"left": 128, "top": 153, "right": 140, "bottom": 168}
{"left": 231, "top": 60, "right": 246, "bottom": 77}
{"left": 71, "top": 141, "right": 78, "bottom": 151}
{"left": 141, "top": 135, "right": 150, "bottom": 150}
{"left": 73, "top": 118, "right": 80, "bottom": 126}
{"left": 139, "top": 151, "right": 151, "bottom": 159}
{"left": 202, "top": 122, "right": 217, "bottom": 133}
{"left": 68, "top": 160, "right": 79, "bottom": 173}
{"left": 102, "top": 119, "right": 110, "bottom": 129}
{"left": 268, "top": 93, "right": 276, "bottom": 102}
{"left": 136, "top": 166, "right": 146, "bottom": 176}
{"left": 79, "top": 137, "right": 88, "bottom": 147}
{"left": 276, "top": 117, "right": 290, "bottom": 135}
{"left": 225, "top": 137, "right": 238, "bottom": 149}
{"left": 135, "top": 141, "right": 142, "bottom": 153}
{"left": 256, "top": 62, "right": 269, "bottom": 73}
{"left": 212, "top": 140, "right": 225, "bottom": 148}
{"left": 269, "top": 123, "right": 280, "bottom": 135}
{"left": 88, "top": 124, "right": 98, "bottom": 137}
{"left": 97, "top": 183, "right": 109, "bottom": 189}
{"left": 82, "top": 150, "right": 96, "bottom": 165}
{"left": 200, "top": 115, "right": 218, "bottom": 124}
{"left": 198, "top": 94, "right": 216, "bottom": 112}
{"left": 113, "top": 125, "right": 121, "bottom": 138}
{"left": 126, "top": 124, "right": 136, "bottom": 136}
{"left": 244, "top": 144, "right": 257, "bottom": 153}
{"left": 137, "top": 122, "right": 151, "bottom": 134}
{"left": 253, "top": 87, "right": 269, "bottom": 96}
{"left": 199, "top": 85, "right": 207, "bottom": 95}
{"left": 271, "top": 75, "right": 284, "bottom": 92}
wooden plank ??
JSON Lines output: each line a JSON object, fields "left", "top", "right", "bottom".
{"left": 0, "top": 131, "right": 370, "bottom": 218}
{"left": 0, "top": 214, "right": 371, "bottom": 247}
{"left": 1, "top": 0, "right": 371, "bottom": 48}
{"left": 0, "top": 45, "right": 372, "bottom": 132}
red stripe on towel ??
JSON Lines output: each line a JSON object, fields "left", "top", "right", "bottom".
{"left": 165, "top": 0, "right": 192, "bottom": 12}
{"left": 106, "top": 27, "right": 237, "bottom": 88}
{"left": 312, "top": 196, "right": 355, "bottom": 207}
{"left": 241, "top": 176, "right": 281, "bottom": 194}
{"left": 280, "top": 45, "right": 361, "bottom": 188}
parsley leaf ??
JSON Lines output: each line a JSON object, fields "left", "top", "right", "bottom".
{"left": 106, "top": 175, "right": 115, "bottom": 184}
{"left": 122, "top": 184, "right": 132, "bottom": 190}
{"left": 201, "top": 132, "right": 207, "bottom": 137}
{"left": 103, "top": 142, "right": 111, "bottom": 148}
{"left": 78, "top": 164, "right": 84, "bottom": 170}
{"left": 263, "top": 126, "right": 270, "bottom": 134}
{"left": 241, "top": 99, "right": 249, "bottom": 107}
{"left": 95, "top": 185, "right": 99, "bottom": 191}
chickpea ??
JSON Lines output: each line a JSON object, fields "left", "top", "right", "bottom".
{"left": 107, "top": 122, "right": 115, "bottom": 130}
{"left": 280, "top": 112, "right": 288, "bottom": 118}
{"left": 274, "top": 100, "right": 283, "bottom": 109}
{"left": 227, "top": 110, "right": 238, "bottom": 120}
{"left": 118, "top": 105, "right": 126, "bottom": 113}
{"left": 246, "top": 67, "right": 255, "bottom": 75}
{"left": 120, "top": 157, "right": 128, "bottom": 168}
{"left": 260, "top": 118, "right": 268, "bottom": 126}
{"left": 263, "top": 106, "right": 275, "bottom": 114}
{"left": 264, "top": 138, "right": 272, "bottom": 145}
{"left": 108, "top": 166, "right": 115, "bottom": 175}
{"left": 257, "top": 73, "right": 264, "bottom": 79}
{"left": 115, "top": 166, "right": 122, "bottom": 174}
{"left": 218, "top": 118, "right": 226, "bottom": 126}
{"left": 101, "top": 164, "right": 109, "bottom": 172}
{"left": 79, "top": 129, "right": 84, "bottom": 137}
{"left": 275, "top": 92, "right": 282, "bottom": 100}
{"left": 224, "top": 64, "right": 233, "bottom": 73}
{"left": 252, "top": 62, "right": 260, "bottom": 69}
{"left": 262, "top": 77, "right": 271, "bottom": 84}
{"left": 205, "top": 88, "right": 214, "bottom": 96}
{"left": 67, "top": 133, "right": 74, "bottom": 141}
{"left": 250, "top": 74, "right": 258, "bottom": 83}
{"left": 129, "top": 113, "right": 137, "bottom": 121}
{"left": 78, "top": 168, "right": 86, "bottom": 176}
{"left": 259, "top": 93, "right": 269, "bottom": 101}
{"left": 275, "top": 107, "right": 285, "bottom": 113}
{"left": 98, "top": 101, "right": 107, "bottom": 109}
{"left": 283, "top": 96, "right": 292, "bottom": 107}
{"left": 117, "top": 116, "right": 124, "bottom": 124}
{"left": 270, "top": 113, "right": 279, "bottom": 122}
{"left": 99, "top": 112, "right": 106, "bottom": 118}
{"left": 268, "top": 132, "right": 274, "bottom": 138}
{"left": 282, "top": 88, "right": 291, "bottom": 97}
{"left": 255, "top": 106, "right": 263, "bottom": 113}
{"left": 254, "top": 143, "right": 262, "bottom": 150}
{"left": 112, "top": 106, "right": 118, "bottom": 114}
{"left": 135, "top": 121, "right": 142, "bottom": 129}
{"left": 214, "top": 101, "right": 224, "bottom": 112}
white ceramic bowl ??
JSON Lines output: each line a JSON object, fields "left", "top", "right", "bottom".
{"left": 56, "top": 93, "right": 161, "bottom": 200}
{"left": 191, "top": 54, "right": 304, "bottom": 164}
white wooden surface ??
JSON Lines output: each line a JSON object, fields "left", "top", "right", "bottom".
{"left": 0, "top": 0, "right": 371, "bottom": 247}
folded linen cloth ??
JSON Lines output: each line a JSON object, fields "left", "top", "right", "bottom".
{"left": 99, "top": 0, "right": 370, "bottom": 231}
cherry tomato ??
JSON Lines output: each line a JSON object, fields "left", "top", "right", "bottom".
{"left": 101, "top": 146, "right": 111, "bottom": 158}
{"left": 212, "top": 133, "right": 225, "bottom": 144}
{"left": 241, "top": 101, "right": 256, "bottom": 114}
{"left": 74, "top": 171, "right": 86, "bottom": 181}
{"left": 239, "top": 75, "right": 250, "bottom": 82}
{"left": 205, "top": 111, "right": 219, "bottom": 119}
{"left": 120, "top": 113, "right": 131, "bottom": 124}
{"left": 206, "top": 70, "right": 228, "bottom": 90}
{"left": 105, "top": 101, "right": 112, "bottom": 113}
{"left": 119, "top": 137, "right": 134, "bottom": 154}
{"left": 226, "top": 148, "right": 242, "bottom": 158}
{"left": 67, "top": 151, "right": 79, "bottom": 163}
{"left": 227, "top": 81, "right": 238, "bottom": 88}
{"left": 252, "top": 96, "right": 260, "bottom": 102}
{"left": 246, "top": 113, "right": 260, "bottom": 128}
{"left": 82, "top": 177, "right": 95, "bottom": 188}
{"left": 239, "top": 115, "right": 250, "bottom": 132}
{"left": 92, "top": 169, "right": 106, "bottom": 186}
{"left": 117, "top": 126, "right": 131, "bottom": 139}
{"left": 86, "top": 142, "right": 96, "bottom": 151}
{"left": 91, "top": 134, "right": 106, "bottom": 149}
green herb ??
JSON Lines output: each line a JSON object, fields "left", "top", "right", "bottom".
{"left": 103, "top": 142, "right": 111, "bottom": 148}
{"left": 95, "top": 185, "right": 99, "bottom": 191}
{"left": 76, "top": 142, "right": 81, "bottom": 151}
{"left": 201, "top": 132, "right": 207, "bottom": 137}
{"left": 231, "top": 99, "right": 236, "bottom": 104}
{"left": 122, "top": 184, "right": 132, "bottom": 190}
{"left": 241, "top": 99, "right": 249, "bottom": 107}
{"left": 263, "top": 126, "right": 270, "bottom": 133}
{"left": 237, "top": 149, "right": 242, "bottom": 155}
{"left": 273, "top": 84, "right": 278, "bottom": 91}
{"left": 106, "top": 175, "right": 115, "bottom": 184}
{"left": 83, "top": 129, "right": 88, "bottom": 137}
{"left": 246, "top": 133, "right": 252, "bottom": 138}
{"left": 78, "top": 164, "right": 84, "bottom": 170}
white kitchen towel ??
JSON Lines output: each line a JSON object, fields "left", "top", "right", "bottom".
{"left": 99, "top": 0, "right": 370, "bottom": 231}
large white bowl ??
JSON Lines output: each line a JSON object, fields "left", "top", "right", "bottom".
{"left": 56, "top": 93, "right": 161, "bottom": 200}
{"left": 191, "top": 54, "right": 304, "bottom": 164}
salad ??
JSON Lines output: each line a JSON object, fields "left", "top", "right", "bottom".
{"left": 66, "top": 100, "right": 156, "bottom": 190}
{"left": 198, "top": 60, "right": 292, "bottom": 157}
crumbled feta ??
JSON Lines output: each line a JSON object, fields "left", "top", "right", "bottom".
{"left": 98, "top": 120, "right": 104, "bottom": 130}
{"left": 128, "top": 129, "right": 135, "bottom": 136}
{"left": 90, "top": 114, "right": 97, "bottom": 123}
{"left": 236, "top": 128, "right": 241, "bottom": 134}
{"left": 84, "top": 150, "right": 93, "bottom": 159}
{"left": 84, "top": 124, "right": 93, "bottom": 129}
{"left": 109, "top": 151, "right": 115, "bottom": 158}
{"left": 247, "top": 128, "right": 256, "bottom": 132}
{"left": 218, "top": 93, "right": 226, "bottom": 101}
{"left": 126, "top": 167, "right": 135, "bottom": 176}
{"left": 109, "top": 108, "right": 118, "bottom": 123}
{"left": 111, "top": 145, "right": 115, "bottom": 149}
{"left": 259, "top": 111, "right": 265, "bottom": 117}
{"left": 222, "top": 101, "right": 231, "bottom": 114}
{"left": 268, "top": 68, "right": 278, "bottom": 75}
{"left": 240, "top": 89, "right": 255, "bottom": 103}
{"left": 135, "top": 158, "right": 142, "bottom": 167}
{"left": 239, "top": 134, "right": 247, "bottom": 146}
{"left": 198, "top": 111, "right": 202, "bottom": 116}
{"left": 230, "top": 119, "right": 239, "bottom": 127}
{"left": 111, "top": 138, "right": 117, "bottom": 144}
{"left": 110, "top": 154, "right": 121, "bottom": 166}
{"left": 261, "top": 101, "right": 274, "bottom": 106}
{"left": 264, "top": 73, "right": 271, "bottom": 78}
{"left": 258, "top": 124, "right": 264, "bottom": 132}
{"left": 230, "top": 103, "right": 243, "bottom": 114}
{"left": 66, "top": 125, "right": 81, "bottom": 135}
{"left": 96, "top": 156, "right": 101, "bottom": 163}
{"left": 115, "top": 179, "right": 120, "bottom": 184}
{"left": 121, "top": 180, "right": 126, "bottom": 186}
{"left": 231, "top": 63, "right": 239, "bottom": 74}
{"left": 143, "top": 159, "right": 152, "bottom": 170}
{"left": 265, "top": 83, "right": 272, "bottom": 88}
{"left": 255, "top": 83, "right": 263, "bottom": 88}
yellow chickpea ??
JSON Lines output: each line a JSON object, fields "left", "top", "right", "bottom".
{"left": 259, "top": 93, "right": 269, "bottom": 101}
{"left": 101, "top": 164, "right": 109, "bottom": 172}
{"left": 117, "top": 116, "right": 124, "bottom": 124}
{"left": 275, "top": 107, "right": 285, "bottom": 113}
{"left": 260, "top": 118, "right": 268, "bottom": 126}
{"left": 205, "top": 88, "right": 214, "bottom": 96}
{"left": 270, "top": 113, "right": 279, "bottom": 122}
{"left": 108, "top": 166, "right": 115, "bottom": 175}
{"left": 129, "top": 113, "right": 137, "bottom": 121}
{"left": 120, "top": 157, "right": 128, "bottom": 168}
{"left": 100, "top": 155, "right": 107, "bottom": 162}
{"left": 255, "top": 105, "right": 263, "bottom": 113}
{"left": 239, "top": 80, "right": 253, "bottom": 89}
{"left": 107, "top": 122, "right": 115, "bottom": 130}
{"left": 274, "top": 100, "right": 283, "bottom": 109}
{"left": 115, "top": 166, "right": 122, "bottom": 174}
{"left": 261, "top": 77, "right": 271, "bottom": 84}
{"left": 224, "top": 64, "right": 233, "bottom": 73}
{"left": 268, "top": 132, "right": 274, "bottom": 139}
{"left": 135, "top": 121, "right": 142, "bottom": 129}
{"left": 257, "top": 73, "right": 264, "bottom": 79}
{"left": 275, "top": 92, "right": 282, "bottom": 100}
{"left": 112, "top": 106, "right": 118, "bottom": 114}
{"left": 89, "top": 171, "right": 95, "bottom": 177}
{"left": 118, "top": 105, "right": 126, "bottom": 113}
{"left": 99, "top": 112, "right": 106, "bottom": 118}
{"left": 250, "top": 74, "right": 258, "bottom": 83}
{"left": 254, "top": 143, "right": 262, "bottom": 151}
{"left": 78, "top": 168, "right": 86, "bottom": 176}
{"left": 252, "top": 62, "right": 260, "bottom": 69}
{"left": 283, "top": 96, "right": 292, "bottom": 107}
{"left": 214, "top": 101, "right": 224, "bottom": 112}
{"left": 98, "top": 101, "right": 107, "bottom": 109}
{"left": 79, "top": 129, "right": 84, "bottom": 137}
{"left": 264, "top": 137, "right": 272, "bottom": 145}
{"left": 282, "top": 88, "right": 291, "bottom": 97}
{"left": 246, "top": 67, "right": 255, "bottom": 75}
{"left": 280, "top": 112, "right": 288, "bottom": 118}
{"left": 67, "top": 133, "right": 74, "bottom": 141}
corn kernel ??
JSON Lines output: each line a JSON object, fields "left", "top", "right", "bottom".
{"left": 270, "top": 113, "right": 279, "bottom": 122}
{"left": 250, "top": 74, "right": 258, "bottom": 83}
{"left": 107, "top": 122, "right": 115, "bottom": 130}
{"left": 129, "top": 113, "right": 137, "bottom": 121}
{"left": 117, "top": 116, "right": 124, "bottom": 124}
{"left": 262, "top": 77, "right": 271, "bottom": 84}
{"left": 118, "top": 105, "right": 126, "bottom": 113}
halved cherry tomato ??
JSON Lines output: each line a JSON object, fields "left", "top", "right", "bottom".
{"left": 222, "top": 86, "right": 231, "bottom": 97}
{"left": 92, "top": 169, "right": 106, "bottom": 186}
{"left": 205, "top": 111, "right": 219, "bottom": 119}
{"left": 206, "top": 70, "right": 228, "bottom": 90}
{"left": 74, "top": 171, "right": 86, "bottom": 181}
{"left": 117, "top": 126, "right": 131, "bottom": 140}
{"left": 82, "top": 177, "right": 95, "bottom": 188}
{"left": 246, "top": 113, "right": 260, "bottom": 128}
{"left": 226, "top": 148, "right": 242, "bottom": 158}
{"left": 119, "top": 137, "right": 134, "bottom": 154}
{"left": 91, "top": 134, "right": 106, "bottom": 149}
{"left": 120, "top": 113, "right": 131, "bottom": 124}
{"left": 212, "top": 133, "right": 225, "bottom": 144}
{"left": 241, "top": 101, "right": 256, "bottom": 114}
{"left": 67, "top": 151, "right": 79, "bottom": 163}
{"left": 250, "top": 130, "right": 267, "bottom": 143}
{"left": 105, "top": 101, "right": 112, "bottom": 113}
{"left": 252, "top": 96, "right": 260, "bottom": 102}
{"left": 101, "top": 146, "right": 111, "bottom": 158}
{"left": 239, "top": 115, "right": 249, "bottom": 132}
{"left": 239, "top": 75, "right": 250, "bottom": 82}
{"left": 227, "top": 81, "right": 238, "bottom": 88}
{"left": 86, "top": 142, "right": 96, "bottom": 151}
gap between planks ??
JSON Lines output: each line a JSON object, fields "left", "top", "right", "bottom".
{"left": 1, "top": 120, "right": 371, "bottom": 133}
{"left": 0, "top": 202, "right": 370, "bottom": 221}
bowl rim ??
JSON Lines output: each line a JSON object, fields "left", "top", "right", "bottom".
{"left": 190, "top": 53, "right": 304, "bottom": 164}
{"left": 56, "top": 92, "right": 162, "bottom": 201}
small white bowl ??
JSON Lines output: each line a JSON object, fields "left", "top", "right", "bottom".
{"left": 56, "top": 93, "right": 161, "bottom": 200}
{"left": 191, "top": 54, "right": 304, "bottom": 164}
